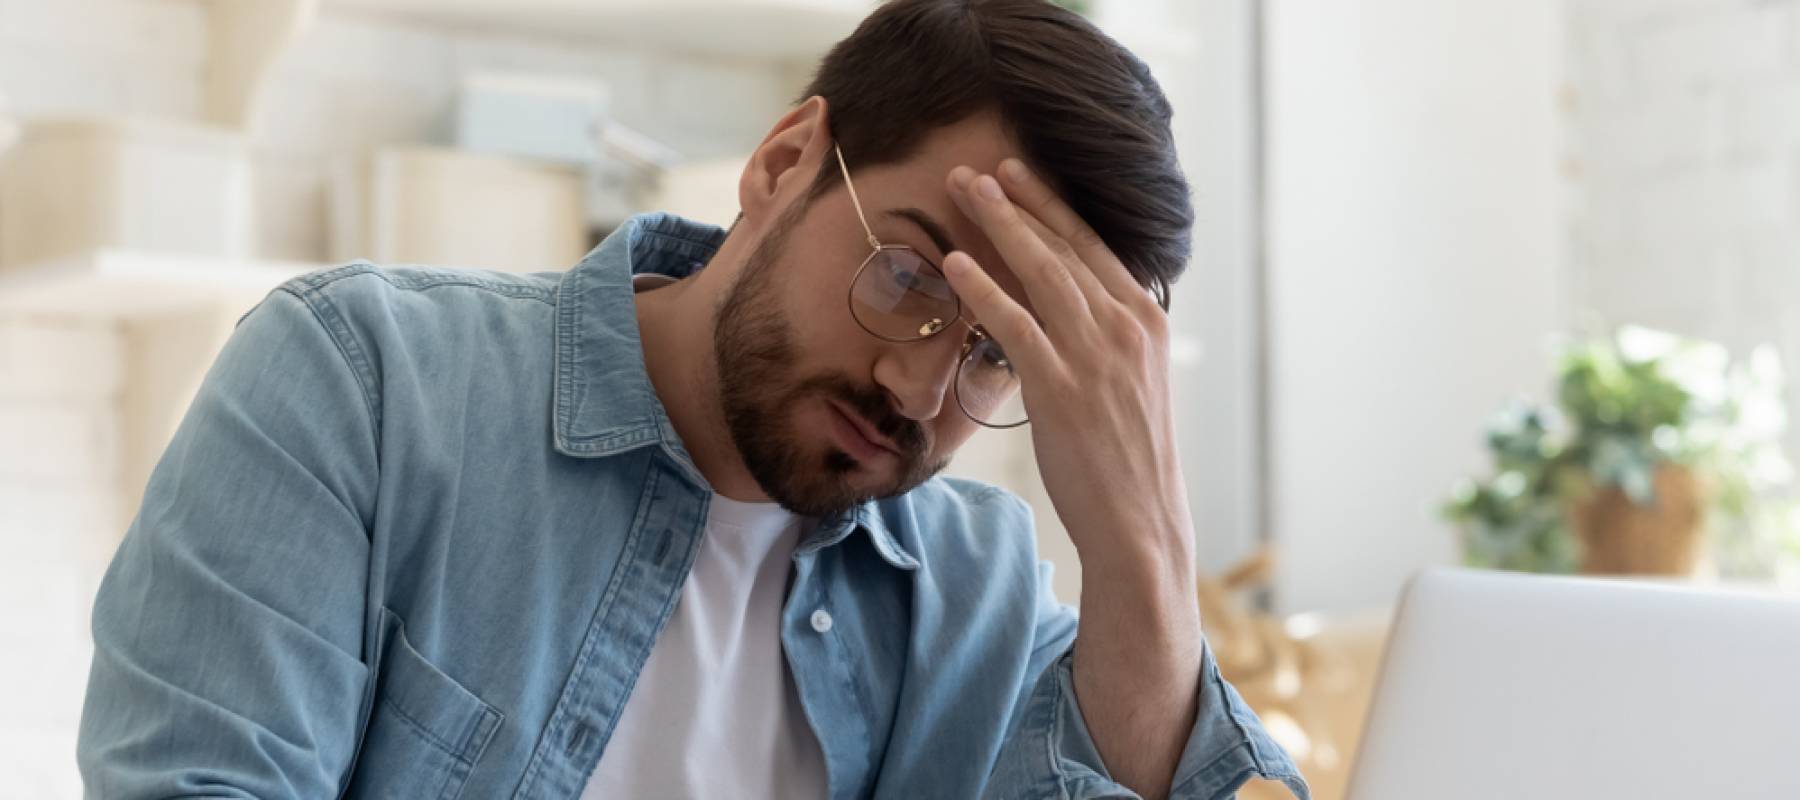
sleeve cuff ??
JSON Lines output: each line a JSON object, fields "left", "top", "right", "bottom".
{"left": 986, "top": 638, "right": 1312, "bottom": 800}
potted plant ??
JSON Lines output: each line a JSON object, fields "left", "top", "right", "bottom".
{"left": 1445, "top": 326, "right": 1800, "bottom": 577}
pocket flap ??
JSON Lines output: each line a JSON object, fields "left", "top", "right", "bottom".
{"left": 375, "top": 607, "right": 504, "bottom": 763}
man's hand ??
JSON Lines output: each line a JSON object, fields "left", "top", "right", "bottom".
{"left": 942, "top": 160, "right": 1203, "bottom": 799}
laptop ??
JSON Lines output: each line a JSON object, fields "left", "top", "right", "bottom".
{"left": 1344, "top": 567, "right": 1800, "bottom": 799}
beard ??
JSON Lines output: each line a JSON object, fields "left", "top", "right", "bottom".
{"left": 712, "top": 208, "right": 949, "bottom": 518}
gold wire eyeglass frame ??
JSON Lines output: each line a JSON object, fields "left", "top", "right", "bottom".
{"left": 832, "top": 142, "right": 1028, "bottom": 429}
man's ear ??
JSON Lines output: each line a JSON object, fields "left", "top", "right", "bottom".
{"left": 738, "top": 95, "right": 832, "bottom": 230}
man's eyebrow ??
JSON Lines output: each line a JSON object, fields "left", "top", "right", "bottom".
{"left": 882, "top": 207, "right": 958, "bottom": 260}
{"left": 883, "top": 207, "right": 1043, "bottom": 325}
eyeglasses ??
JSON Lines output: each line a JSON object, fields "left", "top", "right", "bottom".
{"left": 833, "top": 142, "right": 1028, "bottom": 429}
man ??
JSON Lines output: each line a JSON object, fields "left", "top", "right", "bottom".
{"left": 78, "top": 1, "right": 1308, "bottom": 798}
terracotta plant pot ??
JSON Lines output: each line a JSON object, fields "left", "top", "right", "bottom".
{"left": 1568, "top": 465, "right": 1703, "bottom": 576}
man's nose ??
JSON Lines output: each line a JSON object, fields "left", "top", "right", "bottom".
{"left": 872, "top": 331, "right": 965, "bottom": 422}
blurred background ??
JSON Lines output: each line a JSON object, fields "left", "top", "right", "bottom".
{"left": 1, "top": 0, "right": 1796, "bottom": 796}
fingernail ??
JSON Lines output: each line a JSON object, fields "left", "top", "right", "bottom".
{"left": 975, "top": 174, "right": 1004, "bottom": 201}
{"left": 950, "top": 166, "right": 972, "bottom": 190}
{"left": 1001, "top": 159, "right": 1028, "bottom": 183}
{"left": 944, "top": 252, "right": 972, "bottom": 275}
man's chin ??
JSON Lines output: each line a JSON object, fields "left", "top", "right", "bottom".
{"left": 731, "top": 402, "right": 934, "bottom": 516}
{"left": 822, "top": 447, "right": 896, "bottom": 494}
{"left": 763, "top": 451, "right": 908, "bottom": 518}
{"left": 835, "top": 449, "right": 951, "bottom": 504}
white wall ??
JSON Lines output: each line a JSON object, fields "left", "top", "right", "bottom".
{"left": 1566, "top": 0, "right": 1800, "bottom": 463}
{"left": 1264, "top": 0, "right": 1567, "bottom": 613}
{"left": 1153, "top": 0, "right": 1270, "bottom": 580}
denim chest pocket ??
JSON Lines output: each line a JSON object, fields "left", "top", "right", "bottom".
{"left": 346, "top": 608, "right": 505, "bottom": 799}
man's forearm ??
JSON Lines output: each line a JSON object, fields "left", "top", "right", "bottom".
{"left": 1071, "top": 529, "right": 1205, "bottom": 800}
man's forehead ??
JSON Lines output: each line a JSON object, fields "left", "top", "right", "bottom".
{"left": 836, "top": 110, "right": 1043, "bottom": 319}
{"left": 876, "top": 176, "right": 1038, "bottom": 321}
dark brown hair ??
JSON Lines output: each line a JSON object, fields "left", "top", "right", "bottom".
{"left": 799, "top": 0, "right": 1191, "bottom": 310}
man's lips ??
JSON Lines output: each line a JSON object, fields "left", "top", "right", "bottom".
{"left": 828, "top": 400, "right": 901, "bottom": 457}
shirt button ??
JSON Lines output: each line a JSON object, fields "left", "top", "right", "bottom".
{"left": 810, "top": 608, "right": 833, "bottom": 633}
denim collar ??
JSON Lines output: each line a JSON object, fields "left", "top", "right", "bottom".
{"left": 551, "top": 212, "right": 919, "bottom": 572}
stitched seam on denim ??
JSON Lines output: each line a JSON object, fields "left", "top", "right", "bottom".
{"left": 558, "top": 427, "right": 661, "bottom": 450}
{"left": 293, "top": 261, "right": 557, "bottom": 304}
{"left": 402, "top": 281, "right": 555, "bottom": 303}
{"left": 821, "top": 577, "right": 884, "bottom": 752}
{"left": 452, "top": 704, "right": 503, "bottom": 768}
{"left": 1174, "top": 733, "right": 1299, "bottom": 795}
{"left": 1172, "top": 758, "right": 1255, "bottom": 800}
{"left": 846, "top": 510, "right": 917, "bottom": 572}
{"left": 1210, "top": 655, "right": 1292, "bottom": 781}
{"left": 1047, "top": 654, "right": 1074, "bottom": 799}
{"left": 552, "top": 267, "right": 580, "bottom": 455}
{"left": 590, "top": 466, "right": 693, "bottom": 753}
{"left": 800, "top": 554, "right": 881, "bottom": 791}
{"left": 276, "top": 286, "right": 382, "bottom": 449}
{"left": 290, "top": 262, "right": 380, "bottom": 291}
{"left": 1170, "top": 666, "right": 1254, "bottom": 791}
{"left": 634, "top": 223, "right": 726, "bottom": 256}
{"left": 512, "top": 462, "right": 664, "bottom": 796}
{"left": 378, "top": 693, "right": 478, "bottom": 766}
{"left": 1172, "top": 748, "right": 1233, "bottom": 798}
{"left": 560, "top": 265, "right": 595, "bottom": 450}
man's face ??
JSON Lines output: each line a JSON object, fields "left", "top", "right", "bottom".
{"left": 714, "top": 113, "right": 1034, "bottom": 517}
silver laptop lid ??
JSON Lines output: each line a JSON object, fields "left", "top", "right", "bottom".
{"left": 1346, "top": 567, "right": 1800, "bottom": 800}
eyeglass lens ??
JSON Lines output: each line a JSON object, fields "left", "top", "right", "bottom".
{"left": 849, "top": 247, "right": 1028, "bottom": 427}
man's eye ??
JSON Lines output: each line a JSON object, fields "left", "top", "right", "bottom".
{"left": 885, "top": 263, "right": 920, "bottom": 289}
{"left": 976, "top": 342, "right": 1013, "bottom": 372}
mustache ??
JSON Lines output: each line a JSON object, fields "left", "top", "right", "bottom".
{"left": 797, "top": 373, "right": 929, "bottom": 459}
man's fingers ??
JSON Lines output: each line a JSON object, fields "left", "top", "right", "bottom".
{"left": 1008, "top": 200, "right": 1111, "bottom": 309}
{"left": 995, "top": 158, "right": 1152, "bottom": 310}
{"left": 948, "top": 164, "right": 1101, "bottom": 303}
{"left": 942, "top": 250, "right": 1054, "bottom": 374}
{"left": 947, "top": 168, "right": 1092, "bottom": 327}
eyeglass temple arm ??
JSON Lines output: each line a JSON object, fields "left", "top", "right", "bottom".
{"left": 833, "top": 143, "right": 882, "bottom": 250}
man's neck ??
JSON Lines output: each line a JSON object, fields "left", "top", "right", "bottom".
{"left": 632, "top": 247, "right": 769, "bottom": 503}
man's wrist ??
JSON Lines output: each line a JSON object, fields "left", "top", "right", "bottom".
{"left": 1068, "top": 538, "right": 1207, "bottom": 800}
{"left": 1074, "top": 513, "right": 1200, "bottom": 606}
{"left": 1076, "top": 547, "right": 1203, "bottom": 660}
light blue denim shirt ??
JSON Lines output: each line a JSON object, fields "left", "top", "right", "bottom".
{"left": 78, "top": 212, "right": 1308, "bottom": 800}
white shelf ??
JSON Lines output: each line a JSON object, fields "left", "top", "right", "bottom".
{"left": 323, "top": 0, "right": 872, "bottom": 60}
{"left": 0, "top": 250, "right": 321, "bottom": 319}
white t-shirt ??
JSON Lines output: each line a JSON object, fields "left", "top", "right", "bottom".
{"left": 582, "top": 277, "right": 830, "bottom": 798}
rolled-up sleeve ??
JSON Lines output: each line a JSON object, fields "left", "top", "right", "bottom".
{"left": 77, "top": 286, "right": 380, "bottom": 797}
{"left": 984, "top": 565, "right": 1311, "bottom": 800}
